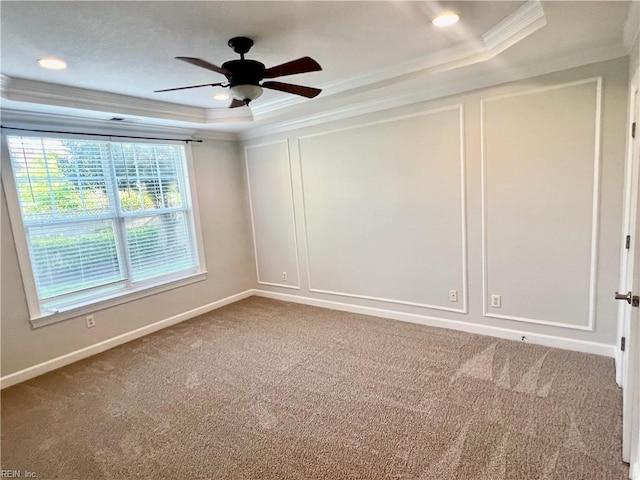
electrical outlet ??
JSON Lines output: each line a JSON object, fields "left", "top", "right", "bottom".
{"left": 282, "top": 272, "right": 287, "bottom": 281}
{"left": 449, "top": 290, "right": 458, "bottom": 302}
{"left": 85, "top": 315, "right": 96, "bottom": 328}
{"left": 491, "top": 294, "right": 501, "bottom": 308}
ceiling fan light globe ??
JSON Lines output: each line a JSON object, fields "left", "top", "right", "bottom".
{"left": 230, "top": 84, "right": 263, "bottom": 102}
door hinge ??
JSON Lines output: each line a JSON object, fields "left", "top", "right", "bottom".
{"left": 633, "top": 122, "right": 637, "bottom": 139}
{"left": 621, "top": 337, "right": 626, "bottom": 352}
{"left": 627, "top": 235, "right": 631, "bottom": 249}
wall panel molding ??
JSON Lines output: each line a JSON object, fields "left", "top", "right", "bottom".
{"left": 245, "top": 139, "right": 301, "bottom": 289}
{"left": 480, "top": 77, "right": 602, "bottom": 331}
{"left": 297, "top": 105, "right": 468, "bottom": 313}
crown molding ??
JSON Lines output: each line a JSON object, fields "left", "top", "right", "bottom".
{"left": 2, "top": 78, "right": 206, "bottom": 123}
{"left": 1, "top": 78, "right": 254, "bottom": 125}
{"left": 204, "top": 106, "right": 253, "bottom": 123}
{"left": 251, "top": 0, "right": 546, "bottom": 119}
{"left": 623, "top": 1, "right": 639, "bottom": 53}
{"left": 240, "top": 45, "right": 626, "bottom": 141}
{"left": 0, "top": 75, "right": 10, "bottom": 94}
{"left": 192, "top": 129, "right": 240, "bottom": 142}
{"left": 0, "top": 108, "right": 195, "bottom": 137}
{"left": 250, "top": 43, "right": 478, "bottom": 119}
{"left": 482, "top": 0, "right": 546, "bottom": 52}
{"left": 2, "top": 43, "right": 625, "bottom": 145}
{"left": 0, "top": 107, "right": 241, "bottom": 142}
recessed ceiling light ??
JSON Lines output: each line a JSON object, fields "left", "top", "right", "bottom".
{"left": 432, "top": 11, "right": 460, "bottom": 27}
{"left": 213, "top": 92, "right": 230, "bottom": 101}
{"left": 37, "top": 57, "right": 67, "bottom": 70}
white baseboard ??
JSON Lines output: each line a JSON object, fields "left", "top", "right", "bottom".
{"left": 2, "top": 288, "right": 615, "bottom": 389}
{"left": 0, "top": 289, "right": 254, "bottom": 389}
{"left": 251, "top": 289, "right": 615, "bottom": 358}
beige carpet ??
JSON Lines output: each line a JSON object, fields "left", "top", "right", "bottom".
{"left": 1, "top": 297, "right": 628, "bottom": 479}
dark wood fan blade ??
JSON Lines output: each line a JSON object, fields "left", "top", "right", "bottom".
{"left": 154, "top": 82, "right": 224, "bottom": 93}
{"left": 262, "top": 81, "right": 322, "bottom": 98}
{"left": 263, "top": 57, "right": 322, "bottom": 79}
{"left": 175, "top": 57, "right": 229, "bottom": 75}
{"left": 229, "top": 98, "right": 246, "bottom": 108}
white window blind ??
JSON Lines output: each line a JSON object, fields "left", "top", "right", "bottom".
{"left": 6, "top": 135, "right": 204, "bottom": 320}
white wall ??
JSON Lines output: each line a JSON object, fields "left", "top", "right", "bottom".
{"left": 628, "top": 0, "right": 639, "bottom": 81}
{"left": 1, "top": 138, "right": 256, "bottom": 377}
{"left": 631, "top": 32, "right": 640, "bottom": 82}
{"left": 243, "top": 57, "right": 629, "bottom": 353}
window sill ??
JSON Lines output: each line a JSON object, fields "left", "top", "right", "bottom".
{"left": 29, "top": 271, "right": 208, "bottom": 328}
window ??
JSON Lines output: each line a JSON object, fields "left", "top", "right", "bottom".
{"left": 3, "top": 134, "right": 206, "bottom": 325}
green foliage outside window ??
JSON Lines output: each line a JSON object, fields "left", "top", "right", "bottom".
{"left": 32, "top": 226, "right": 161, "bottom": 298}
{"left": 14, "top": 140, "right": 180, "bottom": 216}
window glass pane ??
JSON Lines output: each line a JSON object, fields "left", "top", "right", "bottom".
{"left": 126, "top": 212, "right": 196, "bottom": 282}
{"left": 111, "top": 142, "right": 186, "bottom": 212}
{"left": 27, "top": 220, "right": 124, "bottom": 299}
{"left": 7, "top": 137, "right": 112, "bottom": 222}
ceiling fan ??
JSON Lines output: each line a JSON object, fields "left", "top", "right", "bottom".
{"left": 155, "top": 37, "right": 322, "bottom": 108}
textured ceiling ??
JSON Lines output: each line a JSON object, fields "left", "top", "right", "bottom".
{"left": 0, "top": 1, "right": 633, "bottom": 134}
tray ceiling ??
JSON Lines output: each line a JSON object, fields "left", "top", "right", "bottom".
{"left": 0, "top": 1, "right": 634, "bottom": 137}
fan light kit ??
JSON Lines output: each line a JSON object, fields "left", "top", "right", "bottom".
{"left": 37, "top": 57, "right": 67, "bottom": 70}
{"left": 155, "top": 36, "right": 322, "bottom": 108}
{"left": 432, "top": 11, "right": 460, "bottom": 27}
{"left": 230, "top": 84, "right": 263, "bottom": 102}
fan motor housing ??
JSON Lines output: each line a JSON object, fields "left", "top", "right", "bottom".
{"left": 222, "top": 59, "right": 265, "bottom": 87}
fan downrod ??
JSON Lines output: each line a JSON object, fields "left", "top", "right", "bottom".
{"left": 228, "top": 37, "right": 254, "bottom": 59}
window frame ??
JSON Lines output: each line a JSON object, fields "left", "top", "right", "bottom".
{"left": 1, "top": 131, "right": 208, "bottom": 328}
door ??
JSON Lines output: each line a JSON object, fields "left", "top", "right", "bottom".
{"left": 626, "top": 161, "right": 640, "bottom": 478}
{"left": 629, "top": 210, "right": 640, "bottom": 478}
{"left": 620, "top": 76, "right": 640, "bottom": 476}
